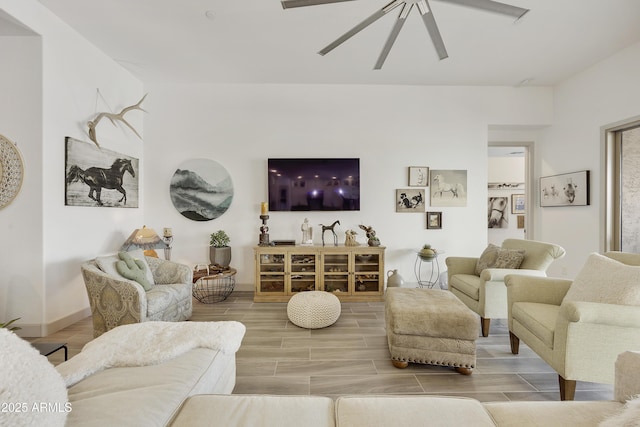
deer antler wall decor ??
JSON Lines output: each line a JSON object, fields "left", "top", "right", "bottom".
{"left": 87, "top": 94, "right": 147, "bottom": 147}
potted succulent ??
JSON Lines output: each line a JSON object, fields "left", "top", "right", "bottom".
{"left": 209, "top": 230, "right": 231, "bottom": 267}
{"left": 419, "top": 244, "right": 437, "bottom": 260}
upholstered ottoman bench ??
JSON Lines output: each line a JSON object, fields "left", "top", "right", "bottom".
{"left": 287, "top": 291, "right": 341, "bottom": 329}
{"left": 385, "top": 288, "right": 478, "bottom": 374}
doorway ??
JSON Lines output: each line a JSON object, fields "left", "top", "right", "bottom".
{"left": 487, "top": 143, "right": 532, "bottom": 245}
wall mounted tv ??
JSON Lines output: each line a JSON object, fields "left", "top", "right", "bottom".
{"left": 268, "top": 158, "right": 360, "bottom": 211}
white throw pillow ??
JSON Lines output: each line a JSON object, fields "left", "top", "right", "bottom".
{"left": 599, "top": 395, "right": 640, "bottom": 427}
{"left": 0, "top": 329, "right": 69, "bottom": 426}
{"left": 563, "top": 253, "right": 640, "bottom": 306}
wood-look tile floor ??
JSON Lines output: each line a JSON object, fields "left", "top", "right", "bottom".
{"left": 34, "top": 291, "right": 613, "bottom": 402}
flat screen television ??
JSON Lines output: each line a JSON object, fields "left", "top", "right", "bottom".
{"left": 268, "top": 158, "right": 360, "bottom": 211}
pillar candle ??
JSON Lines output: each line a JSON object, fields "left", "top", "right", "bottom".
{"left": 163, "top": 227, "right": 173, "bottom": 238}
{"left": 261, "top": 202, "right": 268, "bottom": 216}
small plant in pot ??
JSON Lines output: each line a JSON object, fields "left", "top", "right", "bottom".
{"left": 209, "top": 230, "right": 231, "bottom": 268}
{"left": 0, "top": 317, "right": 21, "bottom": 331}
{"left": 419, "top": 244, "right": 437, "bottom": 260}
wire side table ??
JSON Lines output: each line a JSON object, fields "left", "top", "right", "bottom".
{"left": 193, "top": 268, "right": 237, "bottom": 303}
{"left": 414, "top": 252, "right": 442, "bottom": 289}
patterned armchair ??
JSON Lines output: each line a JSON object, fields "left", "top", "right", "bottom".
{"left": 81, "top": 255, "right": 193, "bottom": 337}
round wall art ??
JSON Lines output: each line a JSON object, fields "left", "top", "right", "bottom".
{"left": 170, "top": 158, "right": 234, "bottom": 221}
{"left": 0, "top": 134, "right": 25, "bottom": 210}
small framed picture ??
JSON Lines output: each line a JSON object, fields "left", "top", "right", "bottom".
{"left": 396, "top": 189, "right": 425, "bottom": 212}
{"left": 511, "top": 194, "right": 525, "bottom": 214}
{"left": 517, "top": 215, "right": 525, "bottom": 229}
{"left": 408, "top": 166, "right": 429, "bottom": 187}
{"left": 426, "top": 211, "right": 442, "bottom": 229}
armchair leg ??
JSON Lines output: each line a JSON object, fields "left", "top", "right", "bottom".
{"left": 509, "top": 332, "right": 520, "bottom": 355}
{"left": 558, "top": 376, "right": 576, "bottom": 401}
{"left": 480, "top": 317, "right": 490, "bottom": 337}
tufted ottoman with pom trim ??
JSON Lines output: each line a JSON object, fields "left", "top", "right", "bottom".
{"left": 385, "top": 288, "right": 478, "bottom": 374}
{"left": 287, "top": 291, "right": 341, "bottom": 329}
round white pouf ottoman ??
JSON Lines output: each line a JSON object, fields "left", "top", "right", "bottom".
{"left": 287, "top": 291, "right": 341, "bottom": 329}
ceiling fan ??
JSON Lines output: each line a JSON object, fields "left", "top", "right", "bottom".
{"left": 281, "top": 0, "right": 529, "bottom": 69}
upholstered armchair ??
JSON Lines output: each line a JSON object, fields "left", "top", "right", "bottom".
{"left": 81, "top": 253, "right": 193, "bottom": 337}
{"left": 506, "top": 251, "right": 640, "bottom": 400}
{"left": 447, "top": 239, "right": 565, "bottom": 337}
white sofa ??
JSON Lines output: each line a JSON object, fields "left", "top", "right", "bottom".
{"left": 170, "top": 351, "right": 640, "bottom": 427}
{"left": 2, "top": 326, "right": 638, "bottom": 427}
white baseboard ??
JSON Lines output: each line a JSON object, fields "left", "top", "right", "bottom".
{"left": 15, "top": 307, "right": 92, "bottom": 338}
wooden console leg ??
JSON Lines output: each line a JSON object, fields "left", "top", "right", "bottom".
{"left": 392, "top": 360, "right": 409, "bottom": 369}
{"left": 480, "top": 317, "right": 490, "bottom": 337}
{"left": 455, "top": 367, "right": 473, "bottom": 376}
{"left": 509, "top": 332, "right": 520, "bottom": 355}
{"left": 559, "top": 376, "right": 576, "bottom": 401}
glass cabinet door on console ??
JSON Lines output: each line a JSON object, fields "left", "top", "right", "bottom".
{"left": 354, "top": 252, "right": 381, "bottom": 295}
{"left": 289, "top": 253, "right": 317, "bottom": 293}
{"left": 257, "top": 251, "right": 286, "bottom": 296}
{"left": 322, "top": 252, "right": 350, "bottom": 294}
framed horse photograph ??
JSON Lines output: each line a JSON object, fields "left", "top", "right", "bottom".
{"left": 65, "top": 137, "right": 139, "bottom": 207}
{"left": 540, "top": 170, "right": 590, "bottom": 207}
{"left": 430, "top": 169, "right": 467, "bottom": 207}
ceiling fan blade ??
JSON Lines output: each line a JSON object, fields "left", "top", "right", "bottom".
{"left": 437, "top": 0, "right": 529, "bottom": 19}
{"left": 417, "top": 0, "right": 448, "bottom": 60}
{"left": 281, "top": 0, "right": 358, "bottom": 9}
{"left": 318, "top": 0, "right": 403, "bottom": 56}
{"left": 374, "top": 3, "right": 412, "bottom": 70}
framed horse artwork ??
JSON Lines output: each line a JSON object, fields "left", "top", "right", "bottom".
{"left": 65, "top": 137, "right": 139, "bottom": 207}
{"left": 430, "top": 169, "right": 467, "bottom": 207}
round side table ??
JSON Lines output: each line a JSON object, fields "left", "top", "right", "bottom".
{"left": 414, "top": 252, "right": 443, "bottom": 289}
{"left": 192, "top": 268, "right": 237, "bottom": 303}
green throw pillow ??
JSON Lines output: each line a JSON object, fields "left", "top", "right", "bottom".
{"left": 116, "top": 251, "right": 153, "bottom": 291}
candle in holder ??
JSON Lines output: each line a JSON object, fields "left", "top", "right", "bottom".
{"left": 260, "top": 202, "right": 268, "bottom": 216}
{"left": 163, "top": 227, "right": 173, "bottom": 238}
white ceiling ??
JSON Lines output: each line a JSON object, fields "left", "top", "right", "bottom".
{"left": 27, "top": 0, "right": 640, "bottom": 86}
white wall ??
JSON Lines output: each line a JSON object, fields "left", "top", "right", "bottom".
{"left": 0, "top": 1, "right": 144, "bottom": 335}
{"left": 0, "top": 35, "right": 43, "bottom": 328}
{"left": 144, "top": 84, "right": 553, "bottom": 290}
{"left": 537, "top": 40, "right": 640, "bottom": 278}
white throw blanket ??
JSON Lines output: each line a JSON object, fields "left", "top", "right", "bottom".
{"left": 56, "top": 321, "right": 246, "bottom": 387}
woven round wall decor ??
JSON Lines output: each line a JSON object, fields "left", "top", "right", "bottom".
{"left": 0, "top": 134, "right": 25, "bottom": 210}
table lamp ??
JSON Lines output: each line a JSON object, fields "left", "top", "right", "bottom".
{"left": 120, "top": 226, "right": 165, "bottom": 258}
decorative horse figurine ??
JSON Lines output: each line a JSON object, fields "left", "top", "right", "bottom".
{"left": 66, "top": 158, "right": 135, "bottom": 206}
{"left": 320, "top": 220, "right": 340, "bottom": 246}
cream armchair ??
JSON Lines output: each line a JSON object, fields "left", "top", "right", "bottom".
{"left": 447, "top": 239, "right": 565, "bottom": 337}
{"left": 506, "top": 251, "right": 640, "bottom": 400}
{"left": 81, "top": 254, "right": 193, "bottom": 337}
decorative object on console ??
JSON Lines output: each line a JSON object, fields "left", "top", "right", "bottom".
{"left": 426, "top": 212, "right": 442, "bottom": 229}
{"left": 386, "top": 269, "right": 404, "bottom": 288}
{"left": 163, "top": 227, "right": 173, "bottom": 260}
{"left": 540, "top": 170, "right": 590, "bottom": 207}
{"left": 320, "top": 220, "right": 340, "bottom": 246}
{"left": 430, "top": 169, "right": 467, "bottom": 207}
{"left": 209, "top": 230, "right": 231, "bottom": 267}
{"left": 87, "top": 93, "right": 146, "bottom": 147}
{"left": 170, "top": 158, "right": 233, "bottom": 221}
{"left": 301, "top": 217, "right": 313, "bottom": 245}
{"left": 359, "top": 224, "right": 380, "bottom": 246}
{"left": 396, "top": 189, "right": 425, "bottom": 212}
{"left": 121, "top": 226, "right": 166, "bottom": 258}
{"left": 408, "top": 166, "right": 429, "bottom": 187}
{"left": 259, "top": 204, "right": 270, "bottom": 246}
{"left": 344, "top": 229, "right": 360, "bottom": 246}
{"left": 0, "top": 134, "right": 24, "bottom": 210}
{"left": 65, "top": 137, "right": 138, "bottom": 207}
